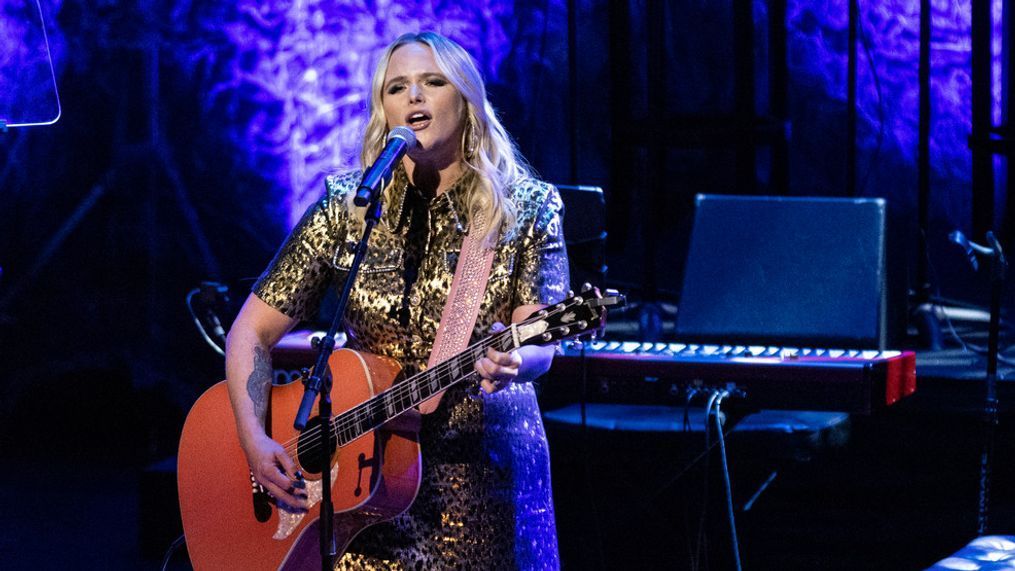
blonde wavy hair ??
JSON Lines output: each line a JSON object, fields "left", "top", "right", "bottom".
{"left": 360, "top": 31, "right": 530, "bottom": 246}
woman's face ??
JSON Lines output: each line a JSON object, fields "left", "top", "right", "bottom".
{"left": 382, "top": 43, "right": 467, "bottom": 166}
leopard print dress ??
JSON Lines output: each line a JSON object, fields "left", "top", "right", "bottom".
{"left": 254, "top": 167, "right": 569, "bottom": 570}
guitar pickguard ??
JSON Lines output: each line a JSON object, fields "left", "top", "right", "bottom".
{"left": 273, "top": 463, "right": 341, "bottom": 540}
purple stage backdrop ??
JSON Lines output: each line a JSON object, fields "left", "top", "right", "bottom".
{"left": 0, "top": 0, "right": 1005, "bottom": 403}
{"left": 167, "top": 1, "right": 522, "bottom": 228}
{"left": 12, "top": 0, "right": 990, "bottom": 231}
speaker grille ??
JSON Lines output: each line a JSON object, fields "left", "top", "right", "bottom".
{"left": 675, "top": 194, "right": 887, "bottom": 349}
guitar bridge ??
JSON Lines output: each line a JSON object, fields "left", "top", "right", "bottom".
{"left": 250, "top": 471, "right": 272, "bottom": 523}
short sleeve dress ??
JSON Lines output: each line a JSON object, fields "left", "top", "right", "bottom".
{"left": 253, "top": 166, "right": 569, "bottom": 570}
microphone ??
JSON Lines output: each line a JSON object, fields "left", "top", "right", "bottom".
{"left": 949, "top": 230, "right": 979, "bottom": 271}
{"left": 949, "top": 229, "right": 996, "bottom": 271}
{"left": 354, "top": 126, "right": 416, "bottom": 207}
{"left": 199, "top": 281, "right": 230, "bottom": 343}
{"left": 949, "top": 230, "right": 982, "bottom": 271}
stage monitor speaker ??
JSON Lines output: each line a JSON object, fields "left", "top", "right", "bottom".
{"left": 557, "top": 184, "right": 607, "bottom": 290}
{"left": 675, "top": 194, "right": 888, "bottom": 349}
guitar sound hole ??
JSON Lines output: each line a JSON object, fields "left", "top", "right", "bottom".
{"left": 296, "top": 416, "right": 338, "bottom": 475}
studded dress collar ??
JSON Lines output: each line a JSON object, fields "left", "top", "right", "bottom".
{"left": 384, "top": 166, "right": 471, "bottom": 236}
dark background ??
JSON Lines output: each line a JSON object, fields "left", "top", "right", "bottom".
{"left": 2, "top": 0, "right": 1014, "bottom": 568}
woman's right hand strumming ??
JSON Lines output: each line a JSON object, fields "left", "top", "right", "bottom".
{"left": 225, "top": 294, "right": 309, "bottom": 511}
{"left": 242, "top": 432, "right": 309, "bottom": 511}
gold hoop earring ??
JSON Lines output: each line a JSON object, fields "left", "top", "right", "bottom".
{"left": 463, "top": 119, "right": 478, "bottom": 159}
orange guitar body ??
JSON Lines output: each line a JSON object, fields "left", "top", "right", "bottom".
{"left": 177, "top": 349, "right": 422, "bottom": 570}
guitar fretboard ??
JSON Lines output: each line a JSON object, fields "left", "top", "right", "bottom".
{"left": 329, "top": 327, "right": 517, "bottom": 445}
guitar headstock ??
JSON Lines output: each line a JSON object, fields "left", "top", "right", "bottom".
{"left": 515, "top": 284, "right": 626, "bottom": 346}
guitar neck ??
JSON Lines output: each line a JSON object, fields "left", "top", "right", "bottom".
{"left": 329, "top": 326, "right": 518, "bottom": 445}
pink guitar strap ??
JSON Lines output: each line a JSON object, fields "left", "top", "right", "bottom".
{"left": 418, "top": 211, "right": 496, "bottom": 414}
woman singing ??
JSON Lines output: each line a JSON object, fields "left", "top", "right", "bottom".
{"left": 225, "top": 31, "right": 569, "bottom": 569}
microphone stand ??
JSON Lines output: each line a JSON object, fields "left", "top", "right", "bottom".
{"left": 293, "top": 190, "right": 384, "bottom": 571}
{"left": 977, "top": 231, "right": 1006, "bottom": 535}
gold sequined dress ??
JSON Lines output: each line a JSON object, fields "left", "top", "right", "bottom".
{"left": 254, "top": 167, "right": 568, "bottom": 570}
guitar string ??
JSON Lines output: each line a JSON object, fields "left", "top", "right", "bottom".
{"left": 278, "top": 298, "right": 590, "bottom": 460}
{"left": 279, "top": 328, "right": 509, "bottom": 460}
{"left": 280, "top": 319, "right": 525, "bottom": 458}
{"left": 317, "top": 300, "right": 587, "bottom": 446}
{"left": 290, "top": 299, "right": 593, "bottom": 459}
{"left": 279, "top": 327, "right": 513, "bottom": 459}
{"left": 311, "top": 299, "right": 590, "bottom": 450}
{"left": 279, "top": 300, "right": 585, "bottom": 460}
{"left": 291, "top": 342, "right": 496, "bottom": 457}
{"left": 284, "top": 323, "right": 588, "bottom": 467}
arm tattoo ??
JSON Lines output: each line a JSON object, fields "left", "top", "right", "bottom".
{"left": 246, "top": 346, "right": 272, "bottom": 422}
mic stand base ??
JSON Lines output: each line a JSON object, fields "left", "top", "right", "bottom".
{"left": 976, "top": 231, "right": 1006, "bottom": 535}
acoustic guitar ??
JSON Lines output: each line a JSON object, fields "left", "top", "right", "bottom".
{"left": 177, "top": 288, "right": 623, "bottom": 570}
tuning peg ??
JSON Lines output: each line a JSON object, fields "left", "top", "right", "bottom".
{"left": 567, "top": 289, "right": 575, "bottom": 298}
{"left": 581, "top": 282, "right": 594, "bottom": 293}
{"left": 605, "top": 289, "right": 626, "bottom": 307}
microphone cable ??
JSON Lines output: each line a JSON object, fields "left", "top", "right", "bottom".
{"left": 713, "top": 390, "right": 743, "bottom": 571}
{"left": 691, "top": 390, "right": 720, "bottom": 571}
{"left": 159, "top": 533, "right": 186, "bottom": 571}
